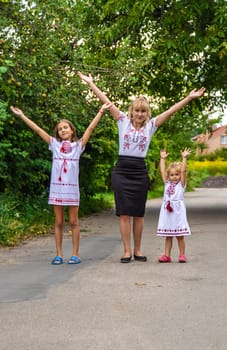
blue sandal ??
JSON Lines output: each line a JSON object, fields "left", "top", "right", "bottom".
{"left": 68, "top": 256, "right": 81, "bottom": 264}
{"left": 51, "top": 256, "right": 63, "bottom": 265}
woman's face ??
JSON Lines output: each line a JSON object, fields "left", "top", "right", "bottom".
{"left": 57, "top": 121, "right": 74, "bottom": 141}
{"left": 132, "top": 107, "right": 148, "bottom": 125}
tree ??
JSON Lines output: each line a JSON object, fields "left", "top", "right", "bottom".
{"left": 0, "top": 0, "right": 226, "bottom": 197}
{"left": 75, "top": 0, "right": 226, "bottom": 105}
{"left": 73, "top": 0, "right": 226, "bottom": 171}
{"left": 0, "top": 0, "right": 116, "bottom": 196}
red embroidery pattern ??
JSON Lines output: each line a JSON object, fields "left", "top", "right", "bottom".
{"left": 60, "top": 141, "right": 72, "bottom": 154}
{"left": 166, "top": 183, "right": 176, "bottom": 196}
{"left": 157, "top": 228, "right": 190, "bottom": 235}
{"left": 58, "top": 159, "right": 67, "bottom": 181}
{"left": 123, "top": 129, "right": 147, "bottom": 152}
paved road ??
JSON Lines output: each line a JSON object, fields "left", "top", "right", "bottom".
{"left": 0, "top": 188, "right": 226, "bottom": 350}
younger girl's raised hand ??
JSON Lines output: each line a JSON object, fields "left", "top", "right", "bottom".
{"left": 160, "top": 149, "right": 169, "bottom": 159}
{"left": 77, "top": 71, "right": 93, "bottom": 84}
{"left": 181, "top": 147, "right": 191, "bottom": 158}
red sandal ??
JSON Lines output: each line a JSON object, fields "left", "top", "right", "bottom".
{"left": 158, "top": 255, "right": 172, "bottom": 263}
{"left": 179, "top": 255, "right": 187, "bottom": 263}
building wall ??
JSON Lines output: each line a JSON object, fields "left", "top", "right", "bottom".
{"left": 195, "top": 126, "right": 227, "bottom": 155}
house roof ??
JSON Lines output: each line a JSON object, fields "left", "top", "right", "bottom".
{"left": 211, "top": 125, "right": 227, "bottom": 138}
{"left": 193, "top": 124, "right": 227, "bottom": 142}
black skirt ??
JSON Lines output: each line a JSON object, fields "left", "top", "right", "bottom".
{"left": 111, "top": 156, "right": 149, "bottom": 217}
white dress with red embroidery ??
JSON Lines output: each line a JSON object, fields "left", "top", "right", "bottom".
{"left": 157, "top": 181, "right": 191, "bottom": 236}
{"left": 48, "top": 137, "right": 85, "bottom": 206}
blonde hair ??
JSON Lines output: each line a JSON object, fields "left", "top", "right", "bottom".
{"left": 54, "top": 119, "right": 78, "bottom": 142}
{"left": 128, "top": 96, "right": 151, "bottom": 126}
{"left": 167, "top": 162, "right": 182, "bottom": 177}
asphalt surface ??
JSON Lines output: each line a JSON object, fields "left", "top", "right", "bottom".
{"left": 0, "top": 187, "right": 226, "bottom": 350}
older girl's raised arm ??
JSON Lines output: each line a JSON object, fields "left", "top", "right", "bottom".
{"left": 81, "top": 102, "right": 112, "bottom": 147}
{"left": 10, "top": 106, "right": 51, "bottom": 144}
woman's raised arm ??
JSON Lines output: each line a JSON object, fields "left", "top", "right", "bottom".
{"left": 78, "top": 71, "right": 120, "bottom": 120}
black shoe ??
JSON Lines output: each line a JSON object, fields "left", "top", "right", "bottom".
{"left": 134, "top": 254, "right": 147, "bottom": 262}
{"left": 120, "top": 256, "right": 132, "bottom": 263}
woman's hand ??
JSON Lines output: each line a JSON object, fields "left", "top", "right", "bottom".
{"left": 77, "top": 71, "right": 93, "bottom": 84}
{"left": 10, "top": 106, "right": 24, "bottom": 117}
{"left": 188, "top": 87, "right": 206, "bottom": 99}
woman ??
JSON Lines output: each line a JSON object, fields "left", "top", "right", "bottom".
{"left": 78, "top": 71, "right": 205, "bottom": 263}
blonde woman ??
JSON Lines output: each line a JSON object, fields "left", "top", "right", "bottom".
{"left": 78, "top": 71, "right": 205, "bottom": 263}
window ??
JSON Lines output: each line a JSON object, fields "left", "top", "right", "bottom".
{"left": 221, "top": 135, "right": 227, "bottom": 144}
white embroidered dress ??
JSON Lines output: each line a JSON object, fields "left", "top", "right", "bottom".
{"left": 48, "top": 137, "right": 84, "bottom": 206}
{"left": 157, "top": 181, "right": 191, "bottom": 236}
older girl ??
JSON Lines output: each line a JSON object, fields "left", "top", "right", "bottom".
{"left": 10, "top": 103, "right": 112, "bottom": 265}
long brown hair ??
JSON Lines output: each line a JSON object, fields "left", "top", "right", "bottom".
{"left": 54, "top": 119, "right": 78, "bottom": 142}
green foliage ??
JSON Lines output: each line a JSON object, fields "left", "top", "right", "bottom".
{"left": 187, "top": 159, "right": 227, "bottom": 189}
{"left": 0, "top": 1, "right": 117, "bottom": 197}
{"left": 194, "top": 148, "right": 227, "bottom": 161}
{"left": 0, "top": 192, "right": 54, "bottom": 246}
{"left": 186, "top": 168, "right": 210, "bottom": 190}
{"left": 74, "top": 0, "right": 226, "bottom": 172}
{"left": 79, "top": 192, "right": 114, "bottom": 217}
{"left": 189, "top": 159, "right": 227, "bottom": 175}
{"left": 75, "top": 0, "right": 226, "bottom": 103}
{"left": 79, "top": 112, "right": 118, "bottom": 196}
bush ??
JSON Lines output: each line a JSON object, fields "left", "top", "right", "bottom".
{"left": 0, "top": 192, "right": 53, "bottom": 246}
{"left": 188, "top": 160, "right": 227, "bottom": 176}
{"left": 195, "top": 149, "right": 227, "bottom": 161}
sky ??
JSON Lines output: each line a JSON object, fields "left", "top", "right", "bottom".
{"left": 218, "top": 108, "right": 227, "bottom": 126}
{"left": 222, "top": 109, "right": 227, "bottom": 125}
{"left": 211, "top": 107, "right": 227, "bottom": 126}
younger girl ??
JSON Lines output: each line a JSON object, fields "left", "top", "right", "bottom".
{"left": 157, "top": 148, "right": 191, "bottom": 263}
{"left": 10, "top": 103, "right": 112, "bottom": 265}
